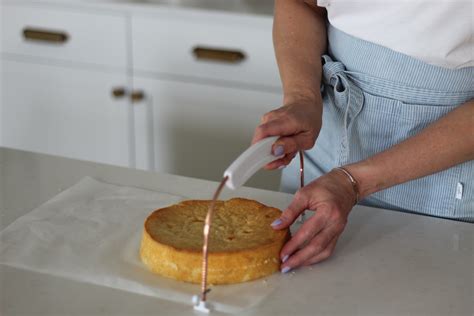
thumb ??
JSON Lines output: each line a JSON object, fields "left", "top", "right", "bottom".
{"left": 271, "top": 192, "right": 308, "bottom": 229}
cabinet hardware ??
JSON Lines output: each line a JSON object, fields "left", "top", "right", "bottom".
{"left": 130, "top": 90, "right": 145, "bottom": 102}
{"left": 111, "top": 87, "right": 127, "bottom": 98}
{"left": 23, "top": 27, "right": 69, "bottom": 43}
{"left": 192, "top": 47, "right": 246, "bottom": 63}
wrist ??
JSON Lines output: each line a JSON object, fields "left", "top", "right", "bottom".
{"left": 343, "top": 160, "right": 385, "bottom": 200}
{"left": 283, "top": 89, "right": 321, "bottom": 106}
{"left": 333, "top": 167, "right": 360, "bottom": 204}
{"left": 328, "top": 168, "right": 358, "bottom": 208}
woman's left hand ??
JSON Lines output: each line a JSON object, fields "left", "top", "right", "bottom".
{"left": 271, "top": 169, "right": 357, "bottom": 272}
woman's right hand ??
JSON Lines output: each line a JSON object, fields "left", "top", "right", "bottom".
{"left": 252, "top": 95, "right": 323, "bottom": 170}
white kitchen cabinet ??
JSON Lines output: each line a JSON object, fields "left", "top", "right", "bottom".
{"left": 132, "top": 76, "right": 282, "bottom": 190}
{"left": 1, "top": 3, "right": 132, "bottom": 167}
{"left": 0, "top": 62, "right": 3, "bottom": 148}
{"left": 1, "top": 60, "right": 132, "bottom": 167}
{"left": 131, "top": 8, "right": 283, "bottom": 190}
{"left": 0, "top": 1, "right": 284, "bottom": 189}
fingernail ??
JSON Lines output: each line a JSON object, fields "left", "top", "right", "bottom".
{"left": 273, "top": 145, "right": 284, "bottom": 157}
{"left": 271, "top": 218, "right": 282, "bottom": 227}
{"left": 281, "top": 266, "right": 291, "bottom": 274}
{"left": 277, "top": 165, "right": 286, "bottom": 170}
{"left": 282, "top": 255, "right": 289, "bottom": 263}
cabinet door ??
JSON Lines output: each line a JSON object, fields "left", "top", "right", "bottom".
{"left": 133, "top": 77, "right": 283, "bottom": 191}
{"left": 1, "top": 60, "right": 132, "bottom": 167}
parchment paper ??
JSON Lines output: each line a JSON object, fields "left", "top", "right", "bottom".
{"left": 0, "top": 177, "right": 281, "bottom": 314}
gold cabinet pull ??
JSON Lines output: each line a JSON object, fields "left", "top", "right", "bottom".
{"left": 111, "top": 87, "right": 127, "bottom": 98}
{"left": 192, "top": 46, "right": 246, "bottom": 63}
{"left": 130, "top": 90, "right": 145, "bottom": 102}
{"left": 23, "top": 27, "right": 69, "bottom": 43}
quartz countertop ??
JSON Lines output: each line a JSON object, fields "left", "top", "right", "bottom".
{"left": 0, "top": 147, "right": 472, "bottom": 316}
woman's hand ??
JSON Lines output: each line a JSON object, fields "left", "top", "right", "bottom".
{"left": 252, "top": 96, "right": 322, "bottom": 170}
{"left": 271, "top": 169, "right": 356, "bottom": 272}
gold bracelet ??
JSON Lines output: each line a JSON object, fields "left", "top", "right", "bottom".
{"left": 333, "top": 167, "right": 360, "bottom": 205}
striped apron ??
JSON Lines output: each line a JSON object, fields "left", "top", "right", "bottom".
{"left": 281, "top": 25, "right": 474, "bottom": 222}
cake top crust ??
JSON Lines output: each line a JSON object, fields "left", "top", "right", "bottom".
{"left": 144, "top": 198, "right": 286, "bottom": 252}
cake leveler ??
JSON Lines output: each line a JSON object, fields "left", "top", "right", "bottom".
{"left": 193, "top": 136, "right": 305, "bottom": 313}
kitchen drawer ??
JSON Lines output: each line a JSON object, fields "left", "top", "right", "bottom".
{"left": 1, "top": 4, "right": 127, "bottom": 68}
{"left": 132, "top": 10, "right": 281, "bottom": 88}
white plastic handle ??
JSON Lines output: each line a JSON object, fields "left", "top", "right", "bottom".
{"left": 224, "top": 136, "right": 283, "bottom": 190}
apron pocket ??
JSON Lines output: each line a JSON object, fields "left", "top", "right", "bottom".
{"left": 349, "top": 91, "right": 460, "bottom": 217}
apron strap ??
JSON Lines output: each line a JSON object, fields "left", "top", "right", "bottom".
{"left": 322, "top": 55, "right": 364, "bottom": 163}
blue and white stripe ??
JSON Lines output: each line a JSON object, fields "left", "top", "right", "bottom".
{"left": 281, "top": 24, "right": 474, "bottom": 222}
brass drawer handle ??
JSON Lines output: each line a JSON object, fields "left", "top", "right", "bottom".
{"left": 192, "top": 46, "right": 246, "bottom": 63}
{"left": 111, "top": 87, "right": 127, "bottom": 99}
{"left": 23, "top": 27, "right": 69, "bottom": 43}
{"left": 130, "top": 90, "right": 145, "bottom": 102}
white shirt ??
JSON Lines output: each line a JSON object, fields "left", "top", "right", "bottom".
{"left": 317, "top": 0, "right": 473, "bottom": 69}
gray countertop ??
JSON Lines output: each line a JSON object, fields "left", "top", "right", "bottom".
{"left": 0, "top": 147, "right": 473, "bottom": 316}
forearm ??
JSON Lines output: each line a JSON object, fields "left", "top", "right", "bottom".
{"left": 346, "top": 100, "right": 474, "bottom": 198}
{"left": 273, "top": 0, "right": 327, "bottom": 104}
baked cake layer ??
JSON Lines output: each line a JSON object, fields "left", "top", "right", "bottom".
{"left": 140, "top": 198, "right": 289, "bottom": 284}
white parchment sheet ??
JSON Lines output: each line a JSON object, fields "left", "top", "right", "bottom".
{"left": 0, "top": 177, "right": 281, "bottom": 314}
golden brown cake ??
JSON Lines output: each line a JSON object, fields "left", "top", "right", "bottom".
{"left": 140, "top": 198, "right": 289, "bottom": 284}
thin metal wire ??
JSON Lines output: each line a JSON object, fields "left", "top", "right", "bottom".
{"left": 299, "top": 150, "right": 304, "bottom": 188}
{"left": 200, "top": 176, "right": 228, "bottom": 302}
{"left": 298, "top": 150, "right": 306, "bottom": 223}
{"left": 199, "top": 150, "right": 306, "bottom": 301}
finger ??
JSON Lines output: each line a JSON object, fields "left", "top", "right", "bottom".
{"left": 281, "top": 225, "right": 338, "bottom": 271}
{"left": 279, "top": 211, "right": 327, "bottom": 259}
{"left": 264, "top": 152, "right": 297, "bottom": 170}
{"left": 260, "top": 109, "right": 281, "bottom": 124}
{"left": 252, "top": 117, "right": 299, "bottom": 145}
{"left": 261, "top": 105, "right": 293, "bottom": 123}
{"left": 275, "top": 132, "right": 316, "bottom": 154}
{"left": 302, "top": 235, "right": 339, "bottom": 266}
{"left": 270, "top": 189, "right": 310, "bottom": 230}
